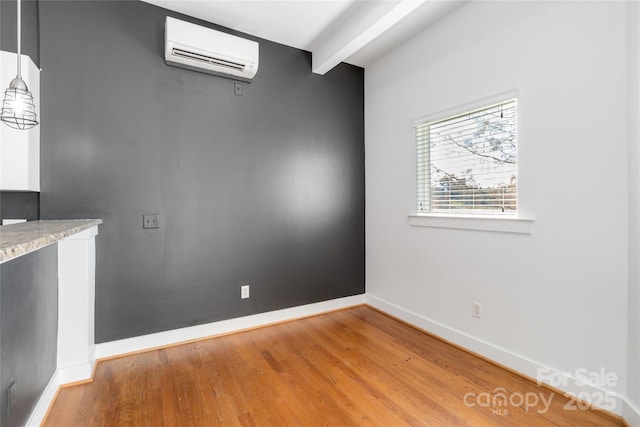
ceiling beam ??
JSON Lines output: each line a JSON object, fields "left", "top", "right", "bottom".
{"left": 309, "top": 0, "right": 427, "bottom": 75}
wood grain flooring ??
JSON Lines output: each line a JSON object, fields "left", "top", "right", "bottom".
{"left": 44, "top": 306, "right": 625, "bottom": 426}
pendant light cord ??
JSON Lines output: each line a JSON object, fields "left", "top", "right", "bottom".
{"left": 16, "top": 0, "right": 21, "bottom": 77}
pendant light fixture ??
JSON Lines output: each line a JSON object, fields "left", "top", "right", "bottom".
{"left": 0, "top": 0, "right": 38, "bottom": 130}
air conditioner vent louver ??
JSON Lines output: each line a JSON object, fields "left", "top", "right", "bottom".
{"left": 165, "top": 17, "right": 259, "bottom": 81}
{"left": 171, "top": 48, "right": 246, "bottom": 72}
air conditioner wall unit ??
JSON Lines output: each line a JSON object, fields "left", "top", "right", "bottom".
{"left": 165, "top": 17, "right": 259, "bottom": 81}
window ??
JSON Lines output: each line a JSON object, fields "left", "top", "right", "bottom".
{"left": 416, "top": 99, "right": 517, "bottom": 215}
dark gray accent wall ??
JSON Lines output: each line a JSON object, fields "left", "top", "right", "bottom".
{"left": 0, "top": 0, "right": 40, "bottom": 66}
{"left": 0, "top": 192, "right": 39, "bottom": 223}
{"left": 0, "top": 245, "right": 58, "bottom": 427}
{"left": 39, "top": 1, "right": 365, "bottom": 343}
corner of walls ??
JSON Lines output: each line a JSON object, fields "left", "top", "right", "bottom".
{"left": 627, "top": 0, "right": 640, "bottom": 424}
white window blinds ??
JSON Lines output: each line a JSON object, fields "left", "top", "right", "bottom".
{"left": 416, "top": 99, "right": 518, "bottom": 214}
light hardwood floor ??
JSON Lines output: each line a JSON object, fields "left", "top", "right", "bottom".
{"left": 44, "top": 306, "right": 625, "bottom": 426}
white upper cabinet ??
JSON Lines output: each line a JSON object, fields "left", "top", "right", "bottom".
{"left": 0, "top": 50, "right": 40, "bottom": 191}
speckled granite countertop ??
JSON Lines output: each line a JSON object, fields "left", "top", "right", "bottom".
{"left": 0, "top": 219, "right": 102, "bottom": 263}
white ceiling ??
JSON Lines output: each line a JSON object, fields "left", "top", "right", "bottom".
{"left": 143, "top": 0, "right": 466, "bottom": 73}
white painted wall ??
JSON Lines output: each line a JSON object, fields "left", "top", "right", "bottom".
{"left": 626, "top": 0, "right": 640, "bottom": 423}
{"left": 366, "top": 0, "right": 632, "bottom": 415}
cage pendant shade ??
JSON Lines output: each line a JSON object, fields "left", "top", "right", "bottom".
{"left": 1, "top": 0, "right": 38, "bottom": 130}
{"left": 0, "top": 77, "right": 38, "bottom": 130}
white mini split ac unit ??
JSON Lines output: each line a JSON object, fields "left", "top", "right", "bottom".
{"left": 165, "top": 17, "right": 259, "bottom": 81}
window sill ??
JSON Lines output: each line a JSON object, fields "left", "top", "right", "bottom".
{"left": 408, "top": 214, "right": 533, "bottom": 234}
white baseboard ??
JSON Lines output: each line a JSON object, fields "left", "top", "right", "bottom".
{"left": 28, "top": 293, "right": 638, "bottom": 427}
{"left": 95, "top": 294, "right": 366, "bottom": 360}
{"left": 366, "top": 294, "right": 632, "bottom": 419}
{"left": 58, "top": 361, "right": 95, "bottom": 385}
{"left": 623, "top": 399, "right": 640, "bottom": 427}
{"left": 25, "top": 295, "right": 365, "bottom": 426}
{"left": 25, "top": 370, "right": 60, "bottom": 427}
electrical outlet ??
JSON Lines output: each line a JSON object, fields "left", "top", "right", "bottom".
{"left": 241, "top": 284, "right": 250, "bottom": 299}
{"left": 6, "top": 382, "right": 16, "bottom": 416}
{"left": 472, "top": 302, "right": 482, "bottom": 318}
{"left": 143, "top": 214, "right": 160, "bottom": 229}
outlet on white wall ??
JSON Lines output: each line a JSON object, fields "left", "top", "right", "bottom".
{"left": 472, "top": 302, "right": 481, "bottom": 318}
